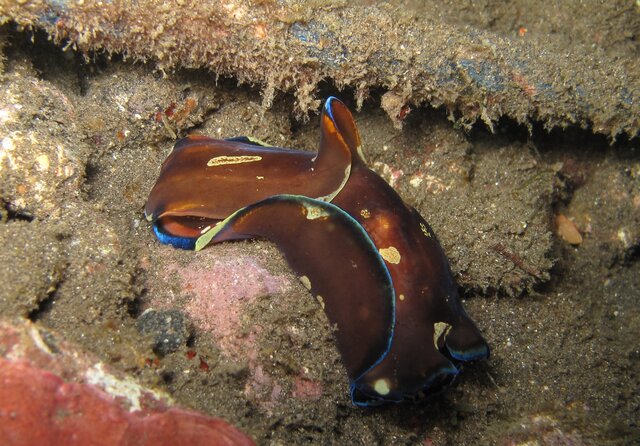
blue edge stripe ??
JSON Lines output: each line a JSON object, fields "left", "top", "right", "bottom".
{"left": 153, "top": 223, "right": 197, "bottom": 250}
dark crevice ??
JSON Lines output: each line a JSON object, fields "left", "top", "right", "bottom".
{"left": 1, "top": 201, "right": 35, "bottom": 223}
{"left": 6, "top": 207, "right": 35, "bottom": 222}
{"left": 83, "top": 160, "right": 101, "bottom": 185}
{"left": 27, "top": 288, "right": 57, "bottom": 322}
{"left": 125, "top": 264, "right": 148, "bottom": 319}
{"left": 27, "top": 263, "right": 66, "bottom": 322}
{"left": 126, "top": 294, "right": 143, "bottom": 318}
{"left": 3, "top": 25, "right": 111, "bottom": 97}
{"left": 161, "top": 371, "right": 175, "bottom": 384}
{"left": 81, "top": 159, "right": 106, "bottom": 201}
{"left": 615, "top": 241, "right": 640, "bottom": 266}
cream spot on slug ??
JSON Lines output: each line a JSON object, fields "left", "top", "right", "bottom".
{"left": 379, "top": 246, "right": 401, "bottom": 264}
{"left": 206, "top": 155, "right": 262, "bottom": 166}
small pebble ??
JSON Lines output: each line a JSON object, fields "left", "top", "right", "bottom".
{"left": 555, "top": 214, "right": 582, "bottom": 245}
{"left": 136, "top": 309, "right": 191, "bottom": 356}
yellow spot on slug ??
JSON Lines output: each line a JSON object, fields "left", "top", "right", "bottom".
{"left": 316, "top": 295, "right": 325, "bottom": 309}
{"left": 420, "top": 222, "right": 432, "bottom": 237}
{"left": 303, "top": 203, "right": 330, "bottom": 220}
{"left": 256, "top": 175, "right": 265, "bottom": 180}
{"left": 299, "top": 275, "right": 311, "bottom": 290}
{"left": 360, "top": 209, "right": 371, "bottom": 219}
{"left": 433, "top": 322, "right": 452, "bottom": 349}
{"left": 373, "top": 379, "right": 391, "bottom": 396}
{"left": 399, "top": 294, "right": 405, "bottom": 301}
{"left": 207, "top": 155, "right": 262, "bottom": 167}
{"left": 379, "top": 246, "right": 401, "bottom": 264}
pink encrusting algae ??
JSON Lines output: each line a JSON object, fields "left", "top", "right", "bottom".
{"left": 154, "top": 249, "right": 304, "bottom": 410}
{"left": 165, "top": 252, "right": 291, "bottom": 358}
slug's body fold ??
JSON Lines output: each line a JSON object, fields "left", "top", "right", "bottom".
{"left": 145, "top": 98, "right": 354, "bottom": 247}
{"left": 145, "top": 96, "right": 489, "bottom": 406}
{"left": 199, "top": 195, "right": 395, "bottom": 386}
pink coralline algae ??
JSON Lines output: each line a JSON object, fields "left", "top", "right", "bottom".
{"left": 292, "top": 372, "right": 323, "bottom": 400}
{"left": 156, "top": 251, "right": 297, "bottom": 410}
{"left": 165, "top": 252, "right": 290, "bottom": 358}
{"left": 0, "top": 319, "right": 255, "bottom": 446}
{"left": 148, "top": 247, "right": 328, "bottom": 409}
